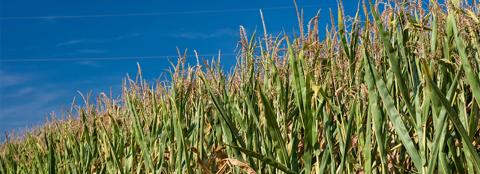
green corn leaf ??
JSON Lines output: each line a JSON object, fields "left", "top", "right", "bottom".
{"left": 422, "top": 62, "right": 480, "bottom": 171}
{"left": 364, "top": 45, "right": 423, "bottom": 171}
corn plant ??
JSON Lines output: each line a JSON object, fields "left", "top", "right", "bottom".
{"left": 1, "top": 0, "right": 480, "bottom": 173}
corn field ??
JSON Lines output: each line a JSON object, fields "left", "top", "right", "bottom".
{"left": 1, "top": 0, "right": 480, "bottom": 173}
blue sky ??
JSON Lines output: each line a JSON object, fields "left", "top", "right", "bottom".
{"left": 0, "top": 0, "right": 360, "bottom": 133}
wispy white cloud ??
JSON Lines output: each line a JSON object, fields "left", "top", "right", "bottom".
{"left": 1, "top": 89, "right": 64, "bottom": 110}
{"left": 0, "top": 70, "right": 124, "bottom": 133}
{"left": 75, "top": 60, "right": 102, "bottom": 68}
{"left": 169, "top": 28, "right": 238, "bottom": 39}
{"left": 113, "top": 33, "right": 142, "bottom": 40}
{"left": 0, "top": 70, "right": 33, "bottom": 88}
{"left": 0, "top": 71, "right": 63, "bottom": 124}
{"left": 56, "top": 39, "right": 87, "bottom": 47}
{"left": 39, "top": 17, "right": 59, "bottom": 23}
{"left": 77, "top": 49, "right": 107, "bottom": 54}
{"left": 0, "top": 88, "right": 68, "bottom": 122}
{"left": 56, "top": 32, "right": 142, "bottom": 47}
{"left": 1, "top": 87, "right": 34, "bottom": 99}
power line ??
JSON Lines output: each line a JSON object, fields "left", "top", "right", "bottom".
{"left": 0, "top": 5, "right": 318, "bottom": 20}
{"left": 0, "top": 53, "right": 236, "bottom": 63}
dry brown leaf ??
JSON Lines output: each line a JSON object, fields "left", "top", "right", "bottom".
{"left": 216, "top": 158, "right": 256, "bottom": 174}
